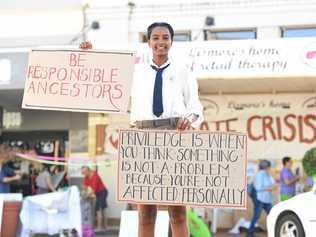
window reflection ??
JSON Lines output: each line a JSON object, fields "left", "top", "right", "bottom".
{"left": 206, "top": 30, "right": 256, "bottom": 40}
{"left": 282, "top": 28, "right": 316, "bottom": 38}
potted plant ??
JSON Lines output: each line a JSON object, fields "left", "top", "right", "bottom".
{"left": 302, "top": 147, "right": 316, "bottom": 185}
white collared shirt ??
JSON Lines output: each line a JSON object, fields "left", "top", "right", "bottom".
{"left": 130, "top": 59, "right": 204, "bottom": 128}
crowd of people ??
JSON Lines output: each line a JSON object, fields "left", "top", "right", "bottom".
{"left": 0, "top": 143, "right": 109, "bottom": 233}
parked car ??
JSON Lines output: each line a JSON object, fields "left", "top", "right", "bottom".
{"left": 267, "top": 188, "right": 316, "bottom": 237}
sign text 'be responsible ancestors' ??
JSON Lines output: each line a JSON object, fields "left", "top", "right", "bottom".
{"left": 118, "top": 129, "right": 247, "bottom": 209}
{"left": 22, "top": 49, "right": 135, "bottom": 113}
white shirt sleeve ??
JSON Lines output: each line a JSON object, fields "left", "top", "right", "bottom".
{"left": 182, "top": 68, "right": 204, "bottom": 128}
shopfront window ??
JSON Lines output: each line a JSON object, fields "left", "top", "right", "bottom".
{"left": 173, "top": 32, "right": 191, "bottom": 41}
{"left": 282, "top": 27, "right": 316, "bottom": 38}
{"left": 205, "top": 29, "right": 257, "bottom": 40}
{"left": 0, "top": 59, "right": 11, "bottom": 85}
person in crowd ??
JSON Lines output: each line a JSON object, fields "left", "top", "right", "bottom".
{"left": 248, "top": 160, "right": 275, "bottom": 237}
{"left": 0, "top": 144, "right": 22, "bottom": 193}
{"left": 36, "top": 164, "right": 57, "bottom": 194}
{"left": 81, "top": 166, "right": 108, "bottom": 231}
{"left": 80, "top": 21, "right": 203, "bottom": 237}
{"left": 280, "top": 156, "right": 300, "bottom": 201}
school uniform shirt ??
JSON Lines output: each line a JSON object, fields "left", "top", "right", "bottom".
{"left": 130, "top": 59, "right": 204, "bottom": 128}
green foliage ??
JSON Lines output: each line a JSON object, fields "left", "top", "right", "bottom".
{"left": 302, "top": 147, "right": 316, "bottom": 176}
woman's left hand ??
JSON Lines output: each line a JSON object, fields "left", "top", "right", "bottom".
{"left": 177, "top": 114, "right": 198, "bottom": 130}
{"left": 177, "top": 118, "right": 191, "bottom": 130}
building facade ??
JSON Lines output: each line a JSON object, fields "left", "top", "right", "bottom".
{"left": 1, "top": 0, "right": 316, "bottom": 228}
{"left": 84, "top": 0, "right": 316, "bottom": 226}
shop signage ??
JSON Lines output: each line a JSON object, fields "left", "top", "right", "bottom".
{"left": 200, "top": 93, "right": 316, "bottom": 160}
{"left": 117, "top": 129, "right": 247, "bottom": 209}
{"left": 22, "top": 49, "right": 135, "bottom": 113}
{"left": 134, "top": 37, "right": 316, "bottom": 78}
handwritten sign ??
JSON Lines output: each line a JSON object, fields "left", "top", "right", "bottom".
{"left": 22, "top": 49, "right": 135, "bottom": 113}
{"left": 117, "top": 129, "right": 247, "bottom": 209}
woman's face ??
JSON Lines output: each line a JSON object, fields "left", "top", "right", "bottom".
{"left": 148, "top": 26, "right": 172, "bottom": 58}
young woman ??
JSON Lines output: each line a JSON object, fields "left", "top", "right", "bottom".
{"left": 130, "top": 22, "right": 203, "bottom": 237}
{"left": 80, "top": 22, "right": 204, "bottom": 237}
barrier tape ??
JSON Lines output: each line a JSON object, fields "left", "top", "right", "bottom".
{"left": 15, "top": 153, "right": 116, "bottom": 167}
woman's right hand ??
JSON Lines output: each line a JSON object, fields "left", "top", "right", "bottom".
{"left": 79, "top": 41, "right": 93, "bottom": 50}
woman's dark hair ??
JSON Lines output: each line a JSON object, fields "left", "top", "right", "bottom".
{"left": 147, "top": 22, "right": 174, "bottom": 40}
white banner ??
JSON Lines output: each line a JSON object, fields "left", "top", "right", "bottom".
{"left": 134, "top": 37, "right": 316, "bottom": 78}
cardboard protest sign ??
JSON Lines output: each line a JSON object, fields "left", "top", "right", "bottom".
{"left": 22, "top": 49, "right": 135, "bottom": 113}
{"left": 117, "top": 129, "right": 248, "bottom": 209}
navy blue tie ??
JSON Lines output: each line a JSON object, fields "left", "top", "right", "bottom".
{"left": 151, "top": 63, "right": 170, "bottom": 117}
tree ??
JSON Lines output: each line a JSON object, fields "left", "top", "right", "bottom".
{"left": 302, "top": 148, "right": 316, "bottom": 179}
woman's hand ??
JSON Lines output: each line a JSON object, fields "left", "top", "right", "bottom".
{"left": 177, "top": 118, "right": 191, "bottom": 130}
{"left": 79, "top": 41, "right": 93, "bottom": 50}
{"left": 177, "top": 114, "right": 198, "bottom": 130}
